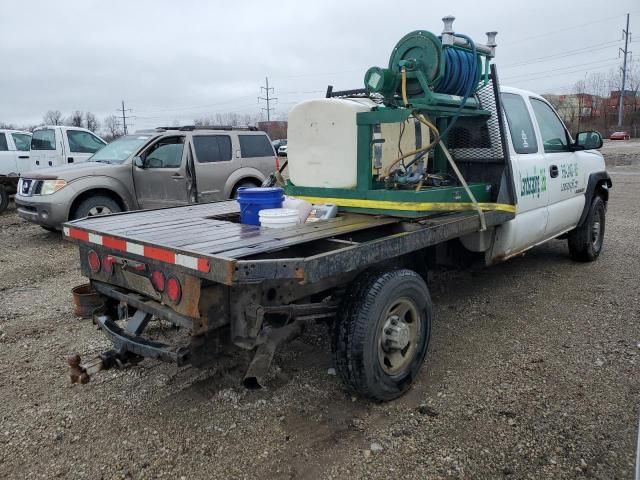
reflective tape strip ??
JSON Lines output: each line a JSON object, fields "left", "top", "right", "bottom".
{"left": 63, "top": 227, "right": 210, "bottom": 273}
{"left": 126, "top": 242, "right": 144, "bottom": 256}
{"left": 293, "top": 196, "right": 517, "bottom": 214}
{"left": 88, "top": 233, "right": 103, "bottom": 245}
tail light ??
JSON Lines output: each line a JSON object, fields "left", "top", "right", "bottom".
{"left": 87, "top": 250, "right": 101, "bottom": 273}
{"left": 275, "top": 156, "right": 280, "bottom": 170}
{"left": 151, "top": 271, "right": 166, "bottom": 292}
{"left": 103, "top": 255, "right": 116, "bottom": 275}
{"left": 166, "top": 277, "right": 182, "bottom": 304}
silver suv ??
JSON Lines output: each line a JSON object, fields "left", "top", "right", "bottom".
{"left": 15, "top": 126, "right": 277, "bottom": 230}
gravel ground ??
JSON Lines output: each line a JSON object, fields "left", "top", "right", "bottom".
{"left": 0, "top": 143, "right": 639, "bottom": 479}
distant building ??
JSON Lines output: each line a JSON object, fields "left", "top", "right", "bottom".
{"left": 257, "top": 121, "right": 287, "bottom": 140}
{"left": 607, "top": 90, "right": 638, "bottom": 115}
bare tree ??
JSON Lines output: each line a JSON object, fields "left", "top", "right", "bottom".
{"left": 103, "top": 115, "right": 123, "bottom": 141}
{"left": 68, "top": 110, "right": 84, "bottom": 127}
{"left": 85, "top": 112, "right": 99, "bottom": 132}
{"left": 43, "top": 110, "right": 63, "bottom": 126}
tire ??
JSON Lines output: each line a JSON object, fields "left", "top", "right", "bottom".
{"left": 0, "top": 186, "right": 8, "bottom": 213}
{"left": 567, "top": 195, "right": 605, "bottom": 262}
{"left": 231, "top": 181, "right": 259, "bottom": 199}
{"left": 72, "top": 195, "right": 121, "bottom": 220}
{"left": 332, "top": 268, "right": 432, "bottom": 401}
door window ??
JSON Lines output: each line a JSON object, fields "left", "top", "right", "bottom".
{"left": 193, "top": 135, "right": 232, "bottom": 163}
{"left": 144, "top": 137, "right": 185, "bottom": 168}
{"left": 11, "top": 133, "right": 31, "bottom": 151}
{"left": 31, "top": 129, "right": 56, "bottom": 150}
{"left": 66, "top": 130, "right": 106, "bottom": 153}
{"left": 238, "top": 134, "right": 273, "bottom": 157}
{"left": 501, "top": 93, "right": 538, "bottom": 154}
{"left": 0, "top": 134, "right": 8, "bottom": 151}
{"left": 530, "top": 98, "right": 569, "bottom": 153}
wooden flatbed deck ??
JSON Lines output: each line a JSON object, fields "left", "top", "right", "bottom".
{"left": 65, "top": 201, "right": 514, "bottom": 285}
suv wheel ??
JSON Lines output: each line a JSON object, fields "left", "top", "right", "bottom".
{"left": 231, "top": 181, "right": 259, "bottom": 199}
{"left": 72, "top": 195, "right": 122, "bottom": 220}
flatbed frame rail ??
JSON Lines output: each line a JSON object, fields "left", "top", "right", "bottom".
{"left": 64, "top": 201, "right": 514, "bottom": 285}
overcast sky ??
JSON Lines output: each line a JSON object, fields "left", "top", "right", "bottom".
{"left": 0, "top": 0, "right": 637, "bottom": 132}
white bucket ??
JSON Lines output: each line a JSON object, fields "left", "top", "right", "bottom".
{"left": 259, "top": 208, "right": 300, "bottom": 229}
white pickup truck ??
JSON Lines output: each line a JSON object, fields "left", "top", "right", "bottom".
{"left": 0, "top": 129, "right": 32, "bottom": 212}
{"left": 30, "top": 126, "right": 107, "bottom": 170}
{"left": 63, "top": 84, "right": 611, "bottom": 400}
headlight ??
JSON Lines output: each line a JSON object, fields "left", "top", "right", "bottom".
{"left": 40, "top": 179, "right": 67, "bottom": 195}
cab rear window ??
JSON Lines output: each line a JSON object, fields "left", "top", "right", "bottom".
{"left": 501, "top": 93, "right": 538, "bottom": 154}
{"left": 32, "top": 129, "right": 56, "bottom": 150}
{"left": 239, "top": 134, "right": 273, "bottom": 158}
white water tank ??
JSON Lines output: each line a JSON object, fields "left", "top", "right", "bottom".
{"left": 287, "top": 98, "right": 375, "bottom": 189}
{"left": 287, "top": 98, "right": 430, "bottom": 189}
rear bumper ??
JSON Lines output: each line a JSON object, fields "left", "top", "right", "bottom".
{"left": 92, "top": 280, "right": 195, "bottom": 366}
{"left": 96, "top": 315, "right": 190, "bottom": 365}
{"left": 15, "top": 195, "right": 68, "bottom": 228}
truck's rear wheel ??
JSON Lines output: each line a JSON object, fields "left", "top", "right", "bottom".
{"left": 567, "top": 195, "right": 605, "bottom": 262}
{"left": 332, "top": 268, "right": 432, "bottom": 401}
{"left": 72, "top": 195, "right": 121, "bottom": 220}
{"left": 0, "top": 186, "right": 8, "bottom": 213}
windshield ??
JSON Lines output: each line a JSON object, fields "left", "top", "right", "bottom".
{"left": 90, "top": 135, "right": 151, "bottom": 164}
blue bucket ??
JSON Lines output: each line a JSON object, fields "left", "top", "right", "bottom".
{"left": 237, "top": 187, "right": 284, "bottom": 225}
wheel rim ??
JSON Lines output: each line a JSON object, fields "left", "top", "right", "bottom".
{"left": 87, "top": 206, "right": 113, "bottom": 216}
{"left": 591, "top": 208, "right": 603, "bottom": 251}
{"left": 378, "top": 297, "right": 421, "bottom": 375}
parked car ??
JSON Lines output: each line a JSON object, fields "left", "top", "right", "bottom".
{"left": 271, "top": 138, "right": 286, "bottom": 154}
{"left": 0, "top": 129, "right": 32, "bottom": 212}
{"left": 278, "top": 141, "right": 288, "bottom": 156}
{"left": 609, "top": 131, "right": 630, "bottom": 140}
{"left": 30, "top": 126, "right": 107, "bottom": 170}
{"left": 15, "top": 126, "right": 277, "bottom": 229}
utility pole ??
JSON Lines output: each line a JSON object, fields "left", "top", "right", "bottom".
{"left": 118, "top": 100, "right": 132, "bottom": 134}
{"left": 258, "top": 77, "right": 277, "bottom": 121}
{"left": 618, "top": 13, "right": 631, "bottom": 127}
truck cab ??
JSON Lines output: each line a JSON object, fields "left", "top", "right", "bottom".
{"left": 30, "top": 126, "right": 106, "bottom": 170}
{"left": 0, "top": 129, "right": 32, "bottom": 176}
{"left": 482, "top": 86, "right": 609, "bottom": 262}
{"left": 0, "top": 129, "right": 32, "bottom": 212}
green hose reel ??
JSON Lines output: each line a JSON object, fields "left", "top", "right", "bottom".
{"left": 365, "top": 28, "right": 493, "bottom": 114}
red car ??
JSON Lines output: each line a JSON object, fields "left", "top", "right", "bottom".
{"left": 609, "top": 131, "right": 631, "bottom": 140}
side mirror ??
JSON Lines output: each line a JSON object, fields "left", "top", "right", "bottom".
{"left": 575, "top": 131, "right": 603, "bottom": 150}
{"left": 133, "top": 156, "right": 145, "bottom": 168}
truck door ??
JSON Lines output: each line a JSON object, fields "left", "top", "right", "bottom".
{"left": 0, "top": 133, "right": 18, "bottom": 175}
{"left": 191, "top": 133, "right": 235, "bottom": 202}
{"left": 30, "top": 128, "right": 58, "bottom": 169}
{"left": 10, "top": 132, "right": 32, "bottom": 175}
{"left": 491, "top": 92, "right": 549, "bottom": 258}
{"left": 64, "top": 129, "right": 107, "bottom": 164}
{"left": 529, "top": 97, "right": 585, "bottom": 236}
{"left": 132, "top": 135, "right": 190, "bottom": 209}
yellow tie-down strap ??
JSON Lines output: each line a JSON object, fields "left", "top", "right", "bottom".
{"left": 295, "top": 196, "right": 517, "bottom": 214}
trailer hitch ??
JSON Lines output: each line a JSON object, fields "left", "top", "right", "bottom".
{"left": 67, "top": 350, "right": 135, "bottom": 384}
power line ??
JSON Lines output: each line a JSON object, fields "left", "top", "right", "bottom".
{"left": 502, "top": 58, "right": 619, "bottom": 82}
{"left": 507, "top": 13, "right": 626, "bottom": 45}
{"left": 258, "top": 76, "right": 277, "bottom": 121}
{"left": 501, "top": 40, "right": 621, "bottom": 69}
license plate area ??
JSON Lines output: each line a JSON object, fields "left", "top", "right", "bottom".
{"left": 120, "top": 269, "right": 161, "bottom": 301}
